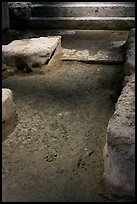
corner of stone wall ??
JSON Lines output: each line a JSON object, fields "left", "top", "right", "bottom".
{"left": 103, "top": 28, "right": 135, "bottom": 199}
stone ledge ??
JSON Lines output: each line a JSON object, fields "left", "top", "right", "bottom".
{"left": 2, "top": 36, "right": 61, "bottom": 71}
{"left": 124, "top": 28, "right": 135, "bottom": 75}
{"left": 61, "top": 40, "right": 126, "bottom": 64}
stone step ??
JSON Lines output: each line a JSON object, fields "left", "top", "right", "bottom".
{"left": 31, "top": 2, "right": 135, "bottom": 17}
{"left": 2, "top": 36, "right": 61, "bottom": 69}
{"left": 61, "top": 46, "right": 125, "bottom": 64}
{"left": 27, "top": 17, "right": 135, "bottom": 30}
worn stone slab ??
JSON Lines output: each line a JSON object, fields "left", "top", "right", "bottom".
{"left": 61, "top": 41, "right": 125, "bottom": 64}
{"left": 2, "top": 36, "right": 61, "bottom": 69}
{"left": 27, "top": 17, "right": 135, "bottom": 30}
{"left": 103, "top": 73, "right": 135, "bottom": 198}
{"left": 2, "top": 88, "right": 17, "bottom": 140}
{"left": 61, "top": 49, "right": 89, "bottom": 61}
{"left": 2, "top": 63, "right": 16, "bottom": 79}
{"left": 31, "top": 2, "right": 135, "bottom": 18}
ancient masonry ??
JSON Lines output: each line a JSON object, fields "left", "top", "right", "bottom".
{"left": 2, "top": 29, "right": 135, "bottom": 198}
{"left": 103, "top": 28, "right": 135, "bottom": 198}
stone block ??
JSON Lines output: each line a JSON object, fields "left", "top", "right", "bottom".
{"left": 2, "top": 36, "right": 61, "bottom": 70}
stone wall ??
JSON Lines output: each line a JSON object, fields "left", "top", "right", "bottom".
{"left": 124, "top": 28, "right": 135, "bottom": 76}
{"left": 2, "top": 2, "right": 10, "bottom": 30}
{"left": 8, "top": 2, "right": 135, "bottom": 30}
{"left": 103, "top": 28, "right": 135, "bottom": 199}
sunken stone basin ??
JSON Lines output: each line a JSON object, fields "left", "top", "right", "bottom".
{"left": 2, "top": 36, "right": 61, "bottom": 70}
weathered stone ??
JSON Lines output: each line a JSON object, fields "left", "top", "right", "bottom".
{"left": 103, "top": 73, "right": 135, "bottom": 198}
{"left": 2, "top": 36, "right": 61, "bottom": 70}
{"left": 89, "top": 49, "right": 124, "bottom": 63}
{"left": 27, "top": 16, "right": 135, "bottom": 30}
{"left": 8, "top": 2, "right": 32, "bottom": 19}
{"left": 61, "top": 49, "right": 89, "bottom": 61}
{"left": 8, "top": 2, "right": 135, "bottom": 30}
{"left": 109, "top": 41, "right": 126, "bottom": 48}
{"left": 8, "top": 2, "right": 32, "bottom": 29}
{"left": 2, "top": 2, "right": 10, "bottom": 30}
{"left": 61, "top": 43, "right": 125, "bottom": 64}
{"left": 2, "top": 89, "right": 16, "bottom": 123}
{"left": 2, "top": 64, "right": 17, "bottom": 79}
{"left": 125, "top": 28, "right": 135, "bottom": 75}
{"left": 2, "top": 88, "right": 17, "bottom": 140}
{"left": 31, "top": 2, "right": 135, "bottom": 18}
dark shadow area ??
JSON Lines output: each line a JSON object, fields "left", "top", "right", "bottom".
{"left": 2, "top": 62, "right": 124, "bottom": 110}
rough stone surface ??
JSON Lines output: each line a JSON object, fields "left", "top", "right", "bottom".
{"left": 8, "top": 2, "right": 32, "bottom": 19}
{"left": 2, "top": 2, "right": 10, "bottom": 30}
{"left": 103, "top": 28, "right": 135, "bottom": 198}
{"left": 31, "top": 2, "right": 135, "bottom": 18}
{"left": 8, "top": 2, "right": 135, "bottom": 30}
{"left": 103, "top": 72, "right": 135, "bottom": 198}
{"left": 27, "top": 16, "right": 135, "bottom": 30}
{"left": 2, "top": 36, "right": 61, "bottom": 70}
{"left": 61, "top": 41, "right": 126, "bottom": 64}
{"left": 125, "top": 28, "right": 135, "bottom": 75}
{"left": 8, "top": 2, "right": 32, "bottom": 29}
{"left": 62, "top": 49, "right": 89, "bottom": 61}
{"left": 2, "top": 89, "right": 15, "bottom": 123}
{"left": 2, "top": 64, "right": 17, "bottom": 79}
{"left": 2, "top": 88, "right": 17, "bottom": 141}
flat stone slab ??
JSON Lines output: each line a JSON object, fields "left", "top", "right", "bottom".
{"left": 61, "top": 41, "right": 125, "bottom": 64}
{"left": 2, "top": 36, "right": 61, "bottom": 69}
{"left": 103, "top": 73, "right": 135, "bottom": 198}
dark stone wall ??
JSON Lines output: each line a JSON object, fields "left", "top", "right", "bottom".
{"left": 2, "top": 2, "right": 10, "bottom": 30}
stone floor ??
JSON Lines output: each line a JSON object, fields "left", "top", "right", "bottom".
{"left": 2, "top": 30, "right": 133, "bottom": 202}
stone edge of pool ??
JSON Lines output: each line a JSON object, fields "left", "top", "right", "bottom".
{"left": 103, "top": 28, "right": 135, "bottom": 199}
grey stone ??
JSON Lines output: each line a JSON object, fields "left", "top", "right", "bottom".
{"left": 61, "top": 45, "right": 125, "bottom": 64}
{"left": 31, "top": 2, "right": 135, "bottom": 18}
{"left": 8, "top": 2, "right": 135, "bottom": 30}
{"left": 103, "top": 73, "right": 135, "bottom": 198}
{"left": 2, "top": 88, "right": 17, "bottom": 140}
{"left": 125, "top": 28, "right": 135, "bottom": 75}
{"left": 61, "top": 49, "right": 89, "bottom": 61}
{"left": 28, "top": 16, "right": 135, "bottom": 30}
{"left": 8, "top": 2, "right": 32, "bottom": 19}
